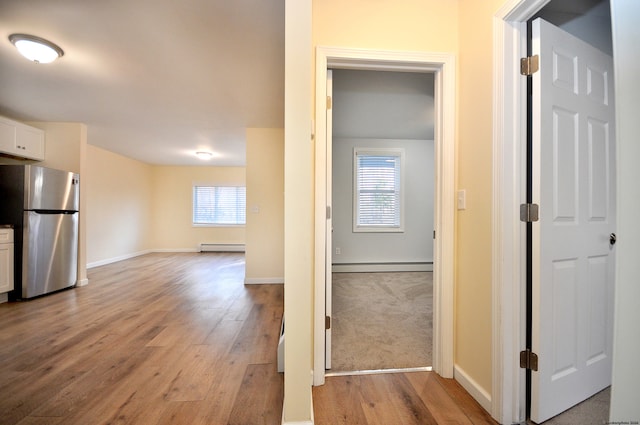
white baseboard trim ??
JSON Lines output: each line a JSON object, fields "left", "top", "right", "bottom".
{"left": 76, "top": 278, "right": 89, "bottom": 287}
{"left": 153, "top": 248, "right": 199, "bottom": 253}
{"left": 454, "top": 364, "right": 492, "bottom": 414}
{"left": 281, "top": 391, "right": 314, "bottom": 425}
{"left": 87, "top": 248, "right": 242, "bottom": 270}
{"left": 332, "top": 262, "right": 433, "bottom": 273}
{"left": 87, "top": 250, "right": 152, "bottom": 269}
{"left": 245, "top": 277, "right": 284, "bottom": 285}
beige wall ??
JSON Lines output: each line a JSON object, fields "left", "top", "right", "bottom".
{"left": 305, "top": 0, "right": 515, "bottom": 415}
{"left": 150, "top": 165, "right": 246, "bottom": 251}
{"left": 313, "top": 0, "right": 458, "bottom": 52}
{"left": 312, "top": 0, "right": 494, "bottom": 379}
{"left": 29, "top": 122, "right": 84, "bottom": 174}
{"left": 85, "top": 144, "right": 153, "bottom": 265}
{"left": 456, "top": 0, "right": 505, "bottom": 396}
{"left": 245, "top": 128, "right": 284, "bottom": 283}
{"left": 311, "top": 0, "right": 501, "bottom": 399}
{"left": 84, "top": 148, "right": 247, "bottom": 263}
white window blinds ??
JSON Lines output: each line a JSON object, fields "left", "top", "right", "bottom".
{"left": 354, "top": 149, "right": 404, "bottom": 231}
{"left": 193, "top": 186, "right": 246, "bottom": 225}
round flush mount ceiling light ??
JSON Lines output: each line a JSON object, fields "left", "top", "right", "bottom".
{"left": 195, "top": 151, "right": 214, "bottom": 160}
{"left": 9, "top": 34, "right": 64, "bottom": 64}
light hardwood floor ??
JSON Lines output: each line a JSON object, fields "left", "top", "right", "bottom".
{"left": 0, "top": 252, "right": 283, "bottom": 425}
{"left": 0, "top": 252, "right": 497, "bottom": 425}
{"left": 313, "top": 373, "right": 498, "bottom": 425}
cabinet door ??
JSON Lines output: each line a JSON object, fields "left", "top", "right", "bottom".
{"left": 0, "top": 119, "right": 16, "bottom": 153}
{"left": 0, "top": 244, "right": 14, "bottom": 294}
{"left": 15, "top": 125, "right": 44, "bottom": 160}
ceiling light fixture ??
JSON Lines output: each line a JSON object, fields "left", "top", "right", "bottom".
{"left": 9, "top": 34, "right": 64, "bottom": 64}
{"left": 195, "top": 151, "right": 213, "bottom": 160}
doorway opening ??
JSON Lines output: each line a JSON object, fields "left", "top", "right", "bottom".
{"left": 329, "top": 69, "right": 435, "bottom": 373}
{"left": 313, "top": 47, "right": 456, "bottom": 387}
{"left": 493, "top": 0, "right": 614, "bottom": 423}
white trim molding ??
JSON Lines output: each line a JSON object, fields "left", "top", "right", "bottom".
{"left": 492, "top": 1, "right": 552, "bottom": 423}
{"left": 455, "top": 364, "right": 493, "bottom": 414}
{"left": 244, "top": 277, "right": 284, "bottom": 285}
{"left": 332, "top": 262, "right": 433, "bottom": 273}
{"left": 281, "top": 396, "right": 315, "bottom": 425}
{"left": 313, "top": 46, "right": 456, "bottom": 386}
{"left": 86, "top": 249, "right": 153, "bottom": 269}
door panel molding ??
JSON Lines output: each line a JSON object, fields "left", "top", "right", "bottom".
{"left": 313, "top": 46, "right": 456, "bottom": 386}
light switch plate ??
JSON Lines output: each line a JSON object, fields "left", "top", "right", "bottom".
{"left": 457, "top": 190, "right": 466, "bottom": 210}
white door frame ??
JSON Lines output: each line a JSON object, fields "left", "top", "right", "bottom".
{"left": 491, "top": 0, "right": 569, "bottom": 423}
{"left": 313, "top": 46, "right": 456, "bottom": 386}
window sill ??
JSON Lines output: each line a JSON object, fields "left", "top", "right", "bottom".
{"left": 353, "top": 227, "right": 405, "bottom": 233}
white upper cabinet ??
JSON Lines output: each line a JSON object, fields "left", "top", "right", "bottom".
{"left": 0, "top": 116, "right": 45, "bottom": 161}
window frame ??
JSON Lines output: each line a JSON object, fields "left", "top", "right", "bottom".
{"left": 352, "top": 147, "right": 405, "bottom": 233}
{"left": 192, "top": 184, "right": 246, "bottom": 227}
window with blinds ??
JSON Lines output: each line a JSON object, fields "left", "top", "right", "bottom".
{"left": 353, "top": 148, "right": 404, "bottom": 232}
{"left": 193, "top": 186, "right": 246, "bottom": 226}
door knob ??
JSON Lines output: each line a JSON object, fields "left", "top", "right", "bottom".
{"left": 610, "top": 233, "right": 617, "bottom": 245}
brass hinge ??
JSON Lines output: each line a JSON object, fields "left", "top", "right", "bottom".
{"left": 520, "top": 203, "right": 539, "bottom": 223}
{"left": 327, "top": 96, "right": 332, "bottom": 110}
{"left": 520, "top": 55, "right": 539, "bottom": 76}
{"left": 325, "top": 316, "right": 331, "bottom": 330}
{"left": 520, "top": 349, "right": 539, "bottom": 371}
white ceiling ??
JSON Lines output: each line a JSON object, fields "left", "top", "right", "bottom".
{"left": 0, "top": 0, "right": 284, "bottom": 166}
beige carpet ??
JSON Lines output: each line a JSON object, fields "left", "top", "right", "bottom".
{"left": 541, "top": 386, "right": 610, "bottom": 425}
{"left": 330, "top": 271, "right": 432, "bottom": 372}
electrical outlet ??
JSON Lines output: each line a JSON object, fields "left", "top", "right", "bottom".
{"left": 335, "top": 247, "right": 341, "bottom": 255}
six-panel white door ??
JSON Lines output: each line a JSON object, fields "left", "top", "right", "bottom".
{"left": 531, "top": 18, "right": 616, "bottom": 423}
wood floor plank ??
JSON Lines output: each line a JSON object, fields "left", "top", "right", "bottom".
{"left": 435, "top": 375, "right": 499, "bottom": 424}
{"left": 163, "top": 344, "right": 219, "bottom": 402}
{"left": 405, "top": 371, "right": 475, "bottom": 424}
{"left": 227, "top": 363, "right": 284, "bottom": 425}
{"left": 313, "top": 375, "right": 370, "bottom": 425}
{"left": 192, "top": 358, "right": 251, "bottom": 425}
{"left": 155, "top": 400, "right": 201, "bottom": 425}
{"left": 385, "top": 373, "right": 439, "bottom": 424}
{"left": 359, "top": 375, "right": 409, "bottom": 425}
{"left": 314, "top": 372, "right": 497, "bottom": 425}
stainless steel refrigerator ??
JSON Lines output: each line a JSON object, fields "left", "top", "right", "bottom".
{"left": 0, "top": 165, "right": 79, "bottom": 299}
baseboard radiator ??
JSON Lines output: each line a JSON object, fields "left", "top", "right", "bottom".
{"left": 199, "top": 243, "right": 245, "bottom": 253}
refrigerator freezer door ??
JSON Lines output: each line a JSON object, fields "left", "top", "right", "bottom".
{"left": 22, "top": 211, "right": 78, "bottom": 298}
{"left": 24, "top": 166, "right": 79, "bottom": 211}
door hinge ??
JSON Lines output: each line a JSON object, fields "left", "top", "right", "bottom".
{"left": 325, "top": 316, "right": 331, "bottom": 330}
{"left": 520, "top": 203, "right": 539, "bottom": 223}
{"left": 520, "top": 349, "right": 539, "bottom": 371}
{"left": 327, "top": 96, "right": 332, "bottom": 110}
{"left": 326, "top": 206, "right": 331, "bottom": 219}
{"left": 520, "top": 55, "right": 539, "bottom": 76}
